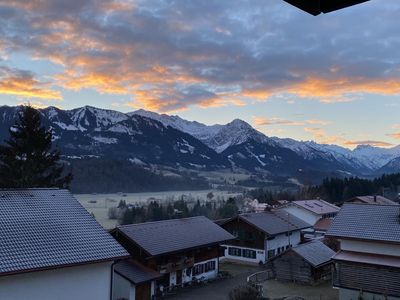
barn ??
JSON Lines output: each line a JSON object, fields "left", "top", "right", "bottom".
{"left": 272, "top": 240, "right": 335, "bottom": 285}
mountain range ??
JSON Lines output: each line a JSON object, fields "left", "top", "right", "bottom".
{"left": 0, "top": 105, "right": 399, "bottom": 187}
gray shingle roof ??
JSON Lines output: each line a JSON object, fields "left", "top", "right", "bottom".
{"left": 240, "top": 210, "right": 311, "bottom": 236}
{"left": 114, "top": 260, "right": 161, "bottom": 284}
{"left": 349, "top": 195, "right": 398, "bottom": 205}
{"left": 326, "top": 203, "right": 400, "bottom": 244}
{"left": 117, "top": 216, "right": 234, "bottom": 257}
{"left": 0, "top": 189, "right": 129, "bottom": 275}
{"left": 292, "top": 240, "right": 335, "bottom": 267}
{"left": 292, "top": 199, "right": 340, "bottom": 215}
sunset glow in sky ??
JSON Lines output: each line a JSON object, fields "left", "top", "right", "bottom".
{"left": 0, "top": 0, "right": 400, "bottom": 148}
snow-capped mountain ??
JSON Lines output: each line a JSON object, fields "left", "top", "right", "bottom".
{"left": 1, "top": 105, "right": 400, "bottom": 179}
{"left": 132, "top": 110, "right": 271, "bottom": 153}
{"left": 131, "top": 109, "right": 400, "bottom": 174}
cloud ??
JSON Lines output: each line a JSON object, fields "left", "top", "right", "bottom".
{"left": 387, "top": 132, "right": 400, "bottom": 140}
{"left": 1, "top": 1, "right": 400, "bottom": 110}
{"left": 0, "top": 66, "right": 61, "bottom": 100}
{"left": 254, "top": 117, "right": 329, "bottom": 127}
{"left": 344, "top": 140, "right": 394, "bottom": 147}
{"left": 303, "top": 127, "right": 344, "bottom": 145}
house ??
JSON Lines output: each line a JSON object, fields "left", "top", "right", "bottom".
{"left": 347, "top": 195, "right": 398, "bottom": 205}
{"left": 0, "top": 189, "right": 129, "bottom": 300}
{"left": 220, "top": 210, "right": 311, "bottom": 265}
{"left": 281, "top": 199, "right": 340, "bottom": 226}
{"left": 242, "top": 198, "right": 270, "bottom": 213}
{"left": 271, "top": 240, "right": 335, "bottom": 285}
{"left": 112, "top": 216, "right": 234, "bottom": 293}
{"left": 326, "top": 204, "right": 400, "bottom": 300}
{"left": 113, "top": 260, "right": 161, "bottom": 300}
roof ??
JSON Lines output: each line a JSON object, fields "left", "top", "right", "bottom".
{"left": 114, "top": 260, "right": 161, "bottom": 284}
{"left": 291, "top": 240, "right": 335, "bottom": 267}
{"left": 333, "top": 251, "right": 400, "bottom": 269}
{"left": 239, "top": 210, "right": 311, "bottom": 236}
{"left": 348, "top": 195, "right": 398, "bottom": 206}
{"left": 0, "top": 189, "right": 129, "bottom": 276}
{"left": 326, "top": 203, "right": 400, "bottom": 244}
{"left": 314, "top": 218, "right": 333, "bottom": 232}
{"left": 116, "top": 216, "right": 234, "bottom": 257}
{"left": 284, "top": 0, "right": 370, "bottom": 16}
{"left": 292, "top": 199, "right": 340, "bottom": 215}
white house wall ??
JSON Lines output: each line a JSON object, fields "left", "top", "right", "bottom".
{"left": 113, "top": 272, "right": 135, "bottom": 300}
{"left": 222, "top": 245, "right": 265, "bottom": 264}
{"left": 0, "top": 262, "right": 113, "bottom": 300}
{"left": 266, "top": 231, "right": 301, "bottom": 253}
{"left": 182, "top": 258, "right": 219, "bottom": 283}
{"left": 340, "top": 240, "right": 400, "bottom": 257}
{"left": 282, "top": 206, "right": 318, "bottom": 225}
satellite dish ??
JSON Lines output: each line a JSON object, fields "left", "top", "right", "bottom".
{"left": 284, "top": 0, "right": 370, "bottom": 16}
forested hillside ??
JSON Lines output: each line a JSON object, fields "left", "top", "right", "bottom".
{"left": 66, "top": 159, "right": 209, "bottom": 193}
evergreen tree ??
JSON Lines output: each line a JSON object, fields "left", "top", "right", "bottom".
{"left": 0, "top": 105, "right": 72, "bottom": 188}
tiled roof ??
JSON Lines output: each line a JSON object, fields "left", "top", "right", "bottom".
{"left": 333, "top": 251, "right": 400, "bottom": 268}
{"left": 292, "top": 240, "right": 335, "bottom": 267}
{"left": 117, "top": 216, "right": 234, "bottom": 257}
{"left": 326, "top": 203, "right": 400, "bottom": 244}
{"left": 292, "top": 199, "right": 340, "bottom": 215}
{"left": 349, "top": 195, "right": 398, "bottom": 205}
{"left": 0, "top": 189, "right": 129, "bottom": 275}
{"left": 114, "top": 260, "right": 161, "bottom": 284}
{"left": 240, "top": 210, "right": 311, "bottom": 236}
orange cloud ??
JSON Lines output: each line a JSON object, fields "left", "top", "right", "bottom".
{"left": 303, "top": 127, "right": 344, "bottom": 145}
{"left": 254, "top": 117, "right": 329, "bottom": 127}
{"left": 0, "top": 75, "right": 61, "bottom": 100}
{"left": 387, "top": 133, "right": 400, "bottom": 140}
{"left": 287, "top": 77, "right": 400, "bottom": 102}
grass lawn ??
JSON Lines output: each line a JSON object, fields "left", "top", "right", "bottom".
{"left": 263, "top": 280, "right": 338, "bottom": 300}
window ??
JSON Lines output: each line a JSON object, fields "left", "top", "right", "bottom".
{"left": 242, "top": 249, "right": 256, "bottom": 259}
{"left": 228, "top": 247, "right": 242, "bottom": 257}
{"left": 204, "top": 261, "right": 216, "bottom": 272}
{"left": 267, "top": 249, "right": 275, "bottom": 258}
{"left": 193, "top": 264, "right": 204, "bottom": 276}
{"left": 193, "top": 261, "right": 216, "bottom": 276}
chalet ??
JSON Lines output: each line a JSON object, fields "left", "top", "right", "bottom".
{"left": 112, "top": 216, "right": 234, "bottom": 293}
{"left": 347, "top": 195, "right": 398, "bottom": 205}
{"left": 271, "top": 240, "right": 335, "bottom": 285}
{"left": 326, "top": 204, "right": 400, "bottom": 300}
{"left": 281, "top": 199, "right": 340, "bottom": 226}
{"left": 220, "top": 211, "right": 311, "bottom": 265}
{"left": 0, "top": 189, "right": 129, "bottom": 300}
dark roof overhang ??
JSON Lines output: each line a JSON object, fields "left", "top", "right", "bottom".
{"left": 284, "top": 0, "right": 370, "bottom": 16}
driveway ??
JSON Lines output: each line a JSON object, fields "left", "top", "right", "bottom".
{"left": 166, "top": 262, "right": 262, "bottom": 300}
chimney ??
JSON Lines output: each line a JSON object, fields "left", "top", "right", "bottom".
{"left": 374, "top": 195, "right": 377, "bottom": 202}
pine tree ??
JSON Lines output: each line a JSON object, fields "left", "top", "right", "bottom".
{"left": 0, "top": 105, "right": 72, "bottom": 188}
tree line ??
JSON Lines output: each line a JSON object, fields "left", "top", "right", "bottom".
{"left": 110, "top": 197, "right": 240, "bottom": 225}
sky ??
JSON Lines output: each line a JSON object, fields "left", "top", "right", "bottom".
{"left": 0, "top": 0, "right": 400, "bottom": 148}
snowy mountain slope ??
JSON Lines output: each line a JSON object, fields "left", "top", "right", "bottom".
{"left": 131, "top": 109, "right": 400, "bottom": 173}
{"left": 1, "top": 105, "right": 400, "bottom": 177}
